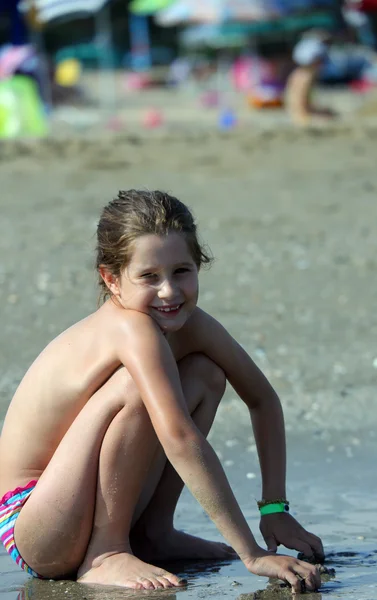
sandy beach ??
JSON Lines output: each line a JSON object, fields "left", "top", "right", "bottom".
{"left": 0, "top": 87, "right": 377, "bottom": 598}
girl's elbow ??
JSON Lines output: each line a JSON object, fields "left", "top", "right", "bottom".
{"left": 160, "top": 424, "right": 200, "bottom": 457}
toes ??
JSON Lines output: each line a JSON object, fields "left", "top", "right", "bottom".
{"left": 150, "top": 578, "right": 165, "bottom": 589}
{"left": 133, "top": 582, "right": 145, "bottom": 590}
{"left": 138, "top": 577, "right": 155, "bottom": 590}
{"left": 162, "top": 572, "right": 187, "bottom": 587}
{"left": 156, "top": 576, "right": 174, "bottom": 589}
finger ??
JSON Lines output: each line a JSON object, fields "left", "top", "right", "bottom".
{"left": 264, "top": 536, "right": 278, "bottom": 553}
{"left": 289, "top": 539, "right": 315, "bottom": 560}
{"left": 306, "top": 533, "right": 325, "bottom": 562}
{"left": 295, "top": 564, "right": 321, "bottom": 591}
{"left": 284, "top": 570, "right": 302, "bottom": 594}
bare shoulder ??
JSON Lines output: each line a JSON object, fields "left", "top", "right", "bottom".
{"left": 178, "top": 307, "right": 232, "bottom": 356}
{"left": 110, "top": 306, "right": 161, "bottom": 340}
{"left": 106, "top": 306, "right": 166, "bottom": 361}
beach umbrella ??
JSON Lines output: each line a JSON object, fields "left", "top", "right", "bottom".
{"left": 178, "top": 13, "right": 335, "bottom": 55}
{"left": 20, "top": 0, "right": 116, "bottom": 108}
{"left": 156, "top": 1, "right": 282, "bottom": 26}
{"left": 179, "top": 12, "right": 335, "bottom": 47}
{"left": 129, "top": 0, "right": 176, "bottom": 15}
{"left": 180, "top": 23, "right": 247, "bottom": 48}
{"left": 156, "top": 0, "right": 336, "bottom": 26}
{"left": 24, "top": 0, "right": 109, "bottom": 22}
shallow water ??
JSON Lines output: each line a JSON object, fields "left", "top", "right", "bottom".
{"left": 1, "top": 432, "right": 376, "bottom": 600}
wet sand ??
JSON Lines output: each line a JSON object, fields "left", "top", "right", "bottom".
{"left": 1, "top": 436, "right": 376, "bottom": 600}
{"left": 0, "top": 99, "right": 377, "bottom": 597}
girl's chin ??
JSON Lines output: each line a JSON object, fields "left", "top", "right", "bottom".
{"left": 159, "top": 321, "right": 184, "bottom": 333}
{"left": 157, "top": 315, "right": 188, "bottom": 333}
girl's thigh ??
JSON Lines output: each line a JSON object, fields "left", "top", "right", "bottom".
{"left": 14, "top": 368, "right": 135, "bottom": 578}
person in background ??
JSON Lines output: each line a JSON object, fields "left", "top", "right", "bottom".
{"left": 285, "top": 29, "right": 337, "bottom": 126}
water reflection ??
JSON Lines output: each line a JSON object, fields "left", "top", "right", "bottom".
{"left": 237, "top": 593, "right": 322, "bottom": 600}
{"left": 17, "top": 579, "right": 180, "bottom": 600}
{"left": 10, "top": 548, "right": 377, "bottom": 600}
{"left": 15, "top": 562, "right": 234, "bottom": 600}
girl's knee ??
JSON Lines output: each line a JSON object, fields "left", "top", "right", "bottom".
{"left": 108, "top": 368, "right": 149, "bottom": 417}
{"left": 204, "top": 358, "right": 226, "bottom": 398}
{"left": 180, "top": 353, "right": 226, "bottom": 397}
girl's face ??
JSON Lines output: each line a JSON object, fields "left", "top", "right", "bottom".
{"left": 109, "top": 233, "right": 199, "bottom": 333}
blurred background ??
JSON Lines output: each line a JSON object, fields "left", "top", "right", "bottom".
{"left": 1, "top": 0, "right": 377, "bottom": 133}
{"left": 0, "top": 0, "right": 377, "bottom": 432}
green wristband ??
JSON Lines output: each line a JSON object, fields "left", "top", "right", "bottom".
{"left": 259, "top": 502, "right": 290, "bottom": 516}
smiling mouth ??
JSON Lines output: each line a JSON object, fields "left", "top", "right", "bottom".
{"left": 152, "top": 304, "right": 183, "bottom": 316}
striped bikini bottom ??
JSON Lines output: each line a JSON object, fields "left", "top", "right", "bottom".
{"left": 0, "top": 480, "right": 42, "bottom": 578}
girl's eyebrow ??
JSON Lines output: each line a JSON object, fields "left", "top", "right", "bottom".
{"left": 136, "top": 261, "right": 194, "bottom": 272}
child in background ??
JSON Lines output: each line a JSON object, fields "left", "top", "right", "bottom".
{"left": 0, "top": 190, "right": 324, "bottom": 592}
{"left": 286, "top": 30, "right": 337, "bottom": 126}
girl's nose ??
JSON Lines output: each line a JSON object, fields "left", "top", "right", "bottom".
{"left": 158, "top": 279, "right": 176, "bottom": 299}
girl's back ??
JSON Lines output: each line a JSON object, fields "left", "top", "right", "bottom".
{"left": 0, "top": 303, "right": 123, "bottom": 496}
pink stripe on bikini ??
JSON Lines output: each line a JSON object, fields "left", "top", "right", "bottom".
{"left": 0, "top": 507, "right": 18, "bottom": 520}
{"left": 1, "top": 532, "right": 12, "bottom": 545}
{"left": 0, "top": 480, "right": 37, "bottom": 505}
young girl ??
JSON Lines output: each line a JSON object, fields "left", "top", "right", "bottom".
{"left": 0, "top": 190, "right": 324, "bottom": 593}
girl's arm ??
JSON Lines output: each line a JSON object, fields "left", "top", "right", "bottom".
{"left": 116, "top": 311, "right": 259, "bottom": 561}
{"left": 116, "top": 311, "right": 320, "bottom": 592}
{"left": 193, "top": 310, "right": 287, "bottom": 500}
{"left": 190, "top": 309, "right": 324, "bottom": 560}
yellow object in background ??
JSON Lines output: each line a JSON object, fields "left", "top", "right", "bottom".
{"left": 55, "top": 59, "right": 81, "bottom": 87}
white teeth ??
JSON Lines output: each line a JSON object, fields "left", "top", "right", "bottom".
{"left": 157, "top": 305, "right": 180, "bottom": 312}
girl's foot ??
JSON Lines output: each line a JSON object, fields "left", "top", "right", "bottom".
{"left": 132, "top": 527, "right": 237, "bottom": 561}
{"left": 77, "top": 551, "right": 186, "bottom": 589}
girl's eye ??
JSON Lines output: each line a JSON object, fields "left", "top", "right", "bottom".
{"left": 141, "top": 273, "right": 157, "bottom": 279}
{"left": 175, "top": 268, "right": 190, "bottom": 274}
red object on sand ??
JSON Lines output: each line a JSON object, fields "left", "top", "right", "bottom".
{"left": 143, "top": 108, "right": 164, "bottom": 128}
{"left": 350, "top": 78, "right": 376, "bottom": 93}
{"left": 124, "top": 72, "right": 152, "bottom": 91}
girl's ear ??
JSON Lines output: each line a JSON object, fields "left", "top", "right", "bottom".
{"left": 99, "top": 266, "right": 120, "bottom": 297}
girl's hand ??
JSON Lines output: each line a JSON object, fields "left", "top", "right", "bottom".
{"left": 260, "top": 513, "right": 324, "bottom": 562}
{"left": 245, "top": 549, "right": 321, "bottom": 594}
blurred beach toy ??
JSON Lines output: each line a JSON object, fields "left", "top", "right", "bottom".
{"left": 55, "top": 58, "right": 81, "bottom": 87}
{"left": 218, "top": 107, "right": 237, "bottom": 130}
{"left": 142, "top": 108, "right": 164, "bottom": 128}
{"left": 0, "top": 44, "right": 35, "bottom": 79}
{"left": 247, "top": 92, "right": 283, "bottom": 109}
{"left": 0, "top": 75, "right": 47, "bottom": 139}
{"left": 124, "top": 71, "right": 152, "bottom": 91}
{"left": 200, "top": 90, "right": 220, "bottom": 108}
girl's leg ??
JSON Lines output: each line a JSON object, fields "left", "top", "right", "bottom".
{"left": 14, "top": 368, "right": 184, "bottom": 589}
{"left": 131, "top": 353, "right": 234, "bottom": 561}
